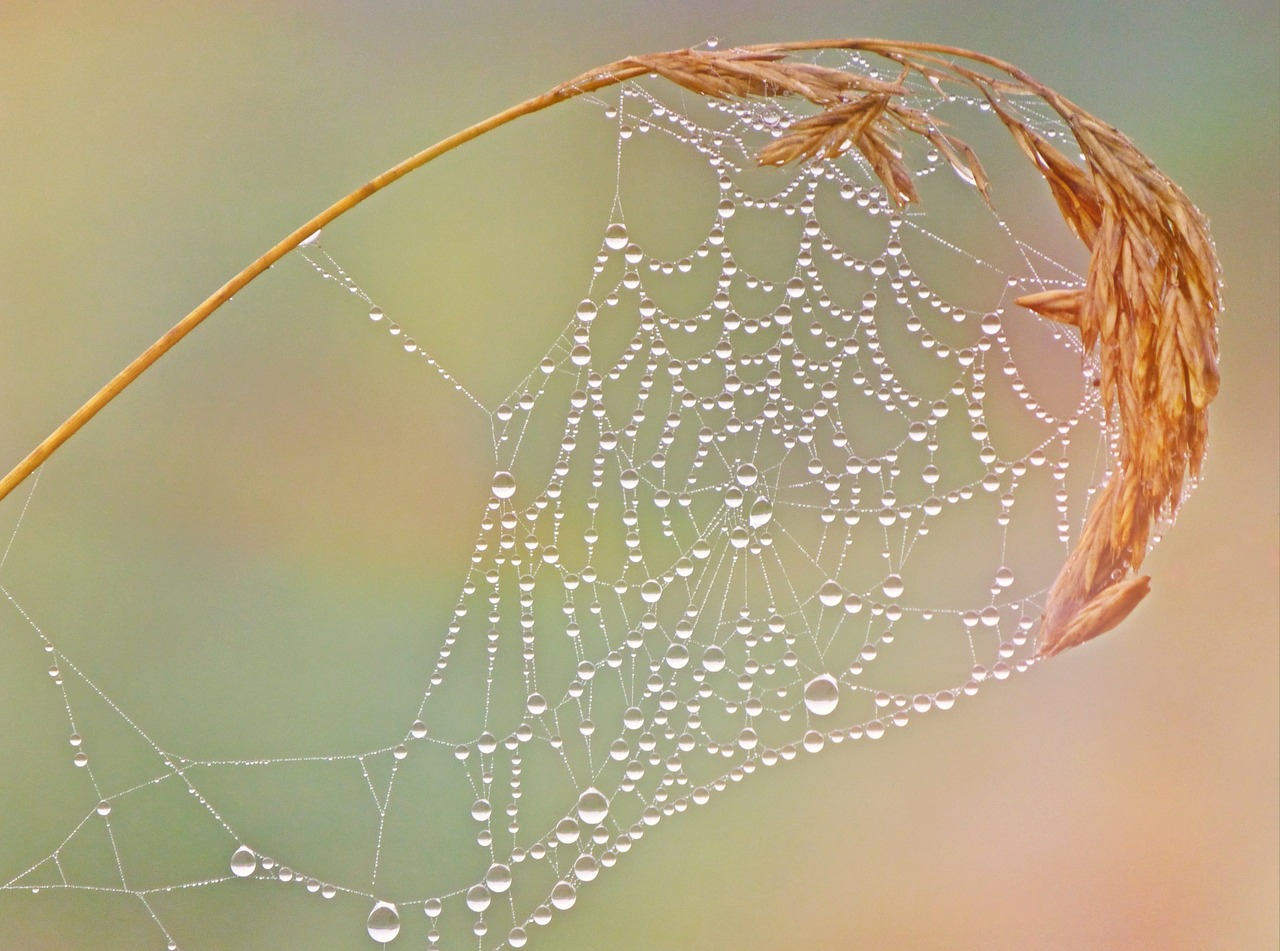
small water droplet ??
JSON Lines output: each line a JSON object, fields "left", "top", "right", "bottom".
{"left": 995, "top": 566, "right": 1015, "bottom": 588}
{"left": 299, "top": 229, "right": 321, "bottom": 247}
{"left": 96, "top": 800, "right": 112, "bottom": 817}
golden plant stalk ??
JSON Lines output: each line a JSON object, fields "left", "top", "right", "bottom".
{"left": 0, "top": 40, "right": 1220, "bottom": 657}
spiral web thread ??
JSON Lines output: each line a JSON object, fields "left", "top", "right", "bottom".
{"left": 1, "top": 52, "right": 1133, "bottom": 950}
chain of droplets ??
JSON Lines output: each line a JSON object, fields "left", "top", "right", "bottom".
{"left": 1, "top": 60, "right": 1114, "bottom": 951}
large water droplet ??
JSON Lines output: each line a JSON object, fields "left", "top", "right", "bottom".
{"left": 995, "top": 566, "right": 1015, "bottom": 588}
{"left": 882, "top": 574, "right": 905, "bottom": 598}
{"left": 804, "top": 674, "right": 840, "bottom": 716}
{"left": 817, "top": 580, "right": 843, "bottom": 607}
{"left": 702, "top": 645, "right": 726, "bottom": 672}
{"left": 486, "top": 863, "right": 513, "bottom": 893}
{"left": 230, "top": 845, "right": 257, "bottom": 878}
{"left": 747, "top": 496, "right": 773, "bottom": 528}
{"left": 604, "top": 222, "right": 629, "bottom": 250}
{"left": 466, "top": 884, "right": 492, "bottom": 912}
{"left": 367, "top": 902, "right": 400, "bottom": 942}
{"left": 577, "top": 787, "right": 610, "bottom": 824}
{"left": 551, "top": 880, "right": 577, "bottom": 910}
{"left": 735, "top": 462, "right": 759, "bottom": 486}
{"left": 491, "top": 471, "right": 517, "bottom": 499}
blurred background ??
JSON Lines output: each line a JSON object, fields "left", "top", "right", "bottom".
{"left": 0, "top": 1, "right": 1275, "bottom": 949}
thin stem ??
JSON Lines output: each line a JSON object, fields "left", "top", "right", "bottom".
{"left": 0, "top": 58, "right": 646, "bottom": 504}
{"left": 0, "top": 38, "right": 1068, "bottom": 504}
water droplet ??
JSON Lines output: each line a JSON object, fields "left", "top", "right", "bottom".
{"left": 576, "top": 299, "right": 598, "bottom": 322}
{"left": 551, "top": 880, "right": 577, "bottom": 910}
{"left": 367, "top": 901, "right": 401, "bottom": 942}
{"left": 570, "top": 344, "right": 591, "bottom": 366}
{"left": 368, "top": 306, "right": 384, "bottom": 322}
{"left": 230, "top": 846, "right": 257, "bottom": 878}
{"left": 735, "top": 462, "right": 758, "bottom": 486}
{"left": 466, "top": 884, "right": 492, "bottom": 912}
{"left": 818, "top": 580, "right": 843, "bottom": 607}
{"left": 491, "top": 471, "right": 517, "bottom": 499}
{"left": 882, "top": 574, "right": 905, "bottom": 598}
{"left": 640, "top": 580, "right": 662, "bottom": 603}
{"left": 577, "top": 787, "right": 610, "bottom": 824}
{"left": 555, "top": 817, "right": 581, "bottom": 843}
{"left": 96, "top": 800, "right": 111, "bottom": 816}
{"left": 483, "top": 864, "right": 512, "bottom": 894}
{"left": 299, "top": 229, "right": 321, "bottom": 247}
{"left": 995, "top": 566, "right": 1015, "bottom": 588}
{"left": 702, "top": 645, "right": 726, "bottom": 672}
{"left": 604, "top": 223, "right": 629, "bottom": 250}
{"left": 804, "top": 674, "right": 840, "bottom": 716}
{"left": 748, "top": 497, "right": 773, "bottom": 528}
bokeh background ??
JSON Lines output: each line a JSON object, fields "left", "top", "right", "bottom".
{"left": 0, "top": 1, "right": 1275, "bottom": 949}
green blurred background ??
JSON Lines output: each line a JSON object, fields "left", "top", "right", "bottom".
{"left": 0, "top": 1, "right": 1275, "bottom": 949}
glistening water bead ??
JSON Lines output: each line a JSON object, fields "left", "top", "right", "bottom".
{"left": 367, "top": 902, "right": 401, "bottom": 942}
{"left": 491, "top": 471, "right": 517, "bottom": 499}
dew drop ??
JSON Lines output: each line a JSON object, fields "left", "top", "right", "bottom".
{"left": 576, "top": 299, "right": 598, "bottom": 322}
{"left": 604, "top": 223, "right": 629, "bottom": 250}
{"left": 804, "top": 674, "right": 840, "bottom": 716}
{"left": 817, "top": 580, "right": 843, "bottom": 607}
{"left": 577, "top": 787, "right": 610, "bottom": 824}
{"left": 466, "top": 884, "right": 492, "bottom": 912}
{"left": 491, "top": 471, "right": 517, "bottom": 499}
{"left": 480, "top": 863, "right": 511, "bottom": 894}
{"left": 550, "top": 880, "right": 577, "bottom": 910}
{"left": 96, "top": 800, "right": 112, "bottom": 817}
{"left": 367, "top": 901, "right": 400, "bottom": 942}
{"left": 748, "top": 497, "right": 773, "bottom": 528}
{"left": 735, "top": 462, "right": 759, "bottom": 486}
{"left": 882, "top": 574, "right": 905, "bottom": 598}
{"left": 995, "top": 566, "right": 1015, "bottom": 588}
{"left": 230, "top": 846, "right": 257, "bottom": 878}
{"left": 702, "top": 645, "right": 726, "bottom": 672}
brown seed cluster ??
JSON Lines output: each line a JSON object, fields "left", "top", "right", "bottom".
{"left": 625, "top": 43, "right": 1221, "bottom": 656}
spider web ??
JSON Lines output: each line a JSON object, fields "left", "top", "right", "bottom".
{"left": 0, "top": 51, "right": 1139, "bottom": 950}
